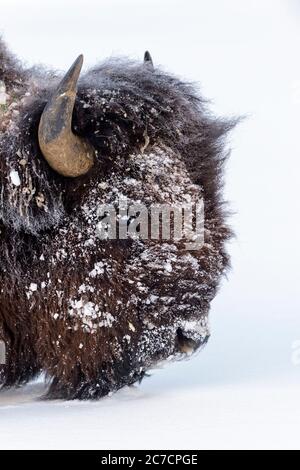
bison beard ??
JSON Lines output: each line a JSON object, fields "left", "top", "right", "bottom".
{"left": 0, "top": 38, "right": 235, "bottom": 399}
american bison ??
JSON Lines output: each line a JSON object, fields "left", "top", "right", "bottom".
{"left": 0, "top": 37, "right": 234, "bottom": 399}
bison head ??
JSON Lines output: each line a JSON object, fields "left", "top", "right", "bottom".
{"left": 0, "top": 38, "right": 234, "bottom": 399}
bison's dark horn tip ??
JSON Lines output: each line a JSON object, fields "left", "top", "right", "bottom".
{"left": 73, "top": 54, "right": 84, "bottom": 65}
{"left": 75, "top": 54, "right": 84, "bottom": 69}
{"left": 144, "top": 51, "right": 154, "bottom": 69}
{"left": 66, "top": 54, "right": 84, "bottom": 80}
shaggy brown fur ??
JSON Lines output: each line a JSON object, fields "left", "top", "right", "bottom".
{"left": 0, "top": 38, "right": 235, "bottom": 399}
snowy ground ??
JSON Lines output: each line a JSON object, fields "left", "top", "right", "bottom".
{"left": 1, "top": 379, "right": 300, "bottom": 450}
{"left": 1, "top": 0, "right": 300, "bottom": 449}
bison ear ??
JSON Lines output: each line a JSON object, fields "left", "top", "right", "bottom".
{"left": 144, "top": 51, "right": 154, "bottom": 70}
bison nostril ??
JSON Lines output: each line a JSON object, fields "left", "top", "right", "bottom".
{"left": 176, "top": 328, "right": 199, "bottom": 354}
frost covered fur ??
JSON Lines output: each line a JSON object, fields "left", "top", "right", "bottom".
{"left": 0, "top": 38, "right": 235, "bottom": 399}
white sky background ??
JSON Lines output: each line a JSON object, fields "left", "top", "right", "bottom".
{"left": 0, "top": 0, "right": 300, "bottom": 449}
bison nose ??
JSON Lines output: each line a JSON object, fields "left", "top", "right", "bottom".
{"left": 176, "top": 327, "right": 209, "bottom": 355}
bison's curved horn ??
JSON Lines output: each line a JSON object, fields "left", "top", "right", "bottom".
{"left": 38, "top": 55, "right": 95, "bottom": 177}
{"left": 144, "top": 51, "right": 154, "bottom": 70}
